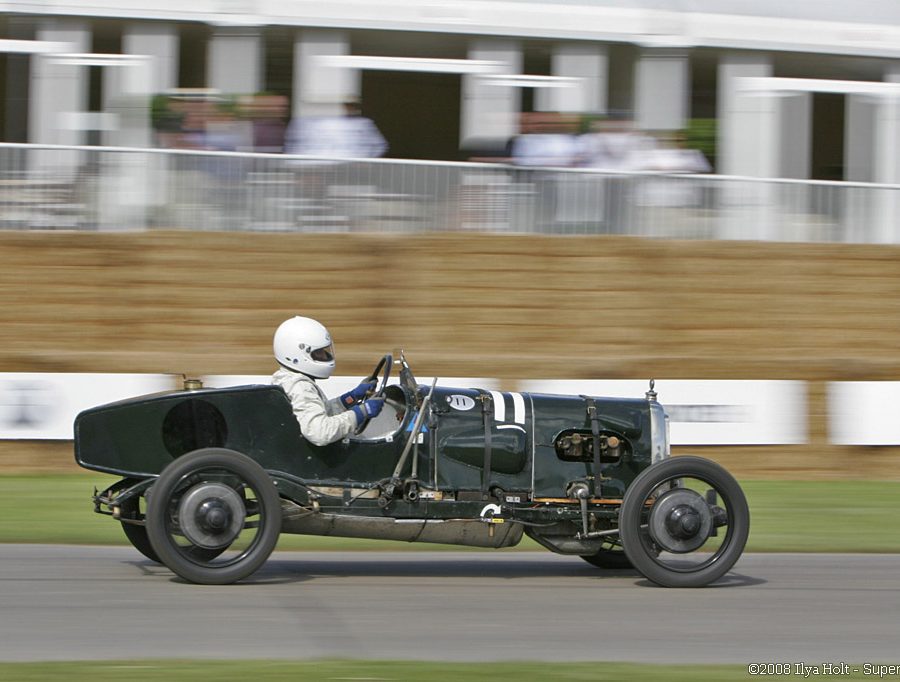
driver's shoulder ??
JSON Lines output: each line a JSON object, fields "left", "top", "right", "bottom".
{"left": 272, "top": 368, "right": 317, "bottom": 392}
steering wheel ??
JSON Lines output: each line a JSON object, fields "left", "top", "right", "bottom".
{"left": 355, "top": 354, "right": 392, "bottom": 434}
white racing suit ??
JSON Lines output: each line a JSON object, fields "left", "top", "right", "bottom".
{"left": 272, "top": 368, "right": 360, "bottom": 446}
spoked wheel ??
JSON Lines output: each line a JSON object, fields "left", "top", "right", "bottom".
{"left": 146, "top": 448, "right": 281, "bottom": 585}
{"left": 620, "top": 456, "right": 749, "bottom": 588}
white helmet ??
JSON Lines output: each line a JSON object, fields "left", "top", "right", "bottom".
{"left": 273, "top": 316, "right": 336, "bottom": 379}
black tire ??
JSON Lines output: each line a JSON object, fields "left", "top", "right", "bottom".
{"left": 119, "top": 497, "right": 161, "bottom": 564}
{"left": 620, "top": 456, "right": 749, "bottom": 588}
{"left": 146, "top": 448, "right": 281, "bottom": 585}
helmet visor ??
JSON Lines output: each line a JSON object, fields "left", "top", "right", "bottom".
{"left": 310, "top": 343, "right": 335, "bottom": 363}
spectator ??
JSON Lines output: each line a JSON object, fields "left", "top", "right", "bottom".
{"left": 239, "top": 94, "right": 288, "bottom": 154}
{"left": 285, "top": 99, "right": 387, "bottom": 159}
{"left": 509, "top": 112, "right": 579, "bottom": 168}
{"left": 577, "top": 116, "right": 657, "bottom": 171}
{"left": 633, "top": 132, "right": 711, "bottom": 174}
{"left": 632, "top": 132, "right": 712, "bottom": 213}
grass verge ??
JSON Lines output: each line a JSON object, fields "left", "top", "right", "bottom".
{"left": 0, "top": 660, "right": 878, "bottom": 682}
{"left": 1, "top": 474, "right": 899, "bottom": 552}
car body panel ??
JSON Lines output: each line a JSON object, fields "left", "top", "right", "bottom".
{"left": 76, "top": 384, "right": 415, "bottom": 484}
{"left": 76, "top": 381, "right": 656, "bottom": 502}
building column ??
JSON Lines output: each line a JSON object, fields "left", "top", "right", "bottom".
{"left": 102, "top": 23, "right": 177, "bottom": 148}
{"left": 28, "top": 19, "right": 90, "bottom": 147}
{"left": 874, "top": 66, "right": 900, "bottom": 185}
{"left": 873, "top": 65, "right": 900, "bottom": 243}
{"left": 717, "top": 54, "right": 776, "bottom": 177}
{"left": 460, "top": 38, "right": 522, "bottom": 149}
{"left": 123, "top": 23, "right": 178, "bottom": 95}
{"left": 293, "top": 29, "right": 358, "bottom": 119}
{"left": 845, "top": 96, "right": 876, "bottom": 183}
{"left": 95, "top": 23, "right": 177, "bottom": 230}
{"left": 535, "top": 43, "right": 607, "bottom": 115}
{"left": 208, "top": 26, "right": 262, "bottom": 94}
{"left": 716, "top": 54, "right": 777, "bottom": 239}
{"left": 843, "top": 92, "right": 877, "bottom": 242}
{"left": 634, "top": 48, "right": 688, "bottom": 131}
{"left": 780, "top": 94, "right": 811, "bottom": 179}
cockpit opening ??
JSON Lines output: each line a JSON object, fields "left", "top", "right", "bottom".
{"left": 354, "top": 384, "right": 410, "bottom": 441}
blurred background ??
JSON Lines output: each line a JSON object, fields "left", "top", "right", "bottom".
{"left": 1, "top": 0, "right": 900, "bottom": 479}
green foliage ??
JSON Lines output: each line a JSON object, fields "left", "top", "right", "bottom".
{"left": 150, "top": 94, "right": 183, "bottom": 133}
{"left": 685, "top": 118, "right": 717, "bottom": 169}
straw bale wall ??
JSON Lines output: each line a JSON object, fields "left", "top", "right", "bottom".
{"left": 2, "top": 230, "right": 899, "bottom": 478}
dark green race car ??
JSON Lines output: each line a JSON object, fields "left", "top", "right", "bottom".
{"left": 75, "top": 353, "right": 749, "bottom": 587}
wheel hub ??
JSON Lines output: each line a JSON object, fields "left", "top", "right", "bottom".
{"left": 177, "top": 482, "right": 246, "bottom": 549}
{"left": 666, "top": 504, "right": 701, "bottom": 538}
{"left": 648, "top": 488, "right": 713, "bottom": 553}
{"left": 198, "top": 500, "right": 232, "bottom": 532}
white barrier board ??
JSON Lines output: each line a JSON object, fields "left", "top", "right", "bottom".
{"left": 827, "top": 382, "right": 900, "bottom": 445}
{"left": 0, "top": 373, "right": 804, "bottom": 444}
{"left": 518, "top": 379, "right": 808, "bottom": 445}
{"left": 0, "top": 373, "right": 176, "bottom": 440}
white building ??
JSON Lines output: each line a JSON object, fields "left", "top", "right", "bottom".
{"left": 1, "top": 0, "right": 899, "bottom": 185}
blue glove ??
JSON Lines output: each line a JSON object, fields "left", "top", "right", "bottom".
{"left": 341, "top": 381, "right": 376, "bottom": 407}
{"left": 352, "top": 398, "right": 385, "bottom": 424}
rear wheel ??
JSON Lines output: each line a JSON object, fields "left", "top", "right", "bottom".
{"left": 118, "top": 496, "right": 160, "bottom": 563}
{"left": 120, "top": 495, "right": 226, "bottom": 565}
{"left": 146, "top": 448, "right": 281, "bottom": 585}
{"left": 620, "top": 456, "right": 749, "bottom": 588}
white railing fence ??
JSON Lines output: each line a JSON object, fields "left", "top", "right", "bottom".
{"left": 0, "top": 142, "right": 897, "bottom": 243}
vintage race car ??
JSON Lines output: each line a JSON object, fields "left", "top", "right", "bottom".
{"left": 75, "top": 353, "right": 749, "bottom": 588}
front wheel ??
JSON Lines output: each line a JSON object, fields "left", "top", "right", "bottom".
{"left": 620, "top": 456, "right": 749, "bottom": 588}
{"left": 146, "top": 448, "right": 281, "bottom": 585}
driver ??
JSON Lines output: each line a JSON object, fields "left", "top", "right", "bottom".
{"left": 271, "top": 316, "right": 384, "bottom": 446}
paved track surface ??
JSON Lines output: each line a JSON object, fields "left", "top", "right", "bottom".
{"left": 1, "top": 545, "right": 898, "bottom": 663}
